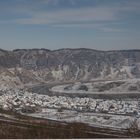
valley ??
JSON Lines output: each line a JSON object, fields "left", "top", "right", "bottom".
{"left": 0, "top": 48, "right": 140, "bottom": 138}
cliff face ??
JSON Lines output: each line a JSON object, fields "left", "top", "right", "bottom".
{"left": 0, "top": 48, "right": 140, "bottom": 85}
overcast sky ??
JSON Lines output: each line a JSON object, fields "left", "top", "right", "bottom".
{"left": 0, "top": 0, "right": 140, "bottom": 51}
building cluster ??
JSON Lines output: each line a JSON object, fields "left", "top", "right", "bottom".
{"left": 0, "top": 90, "right": 140, "bottom": 116}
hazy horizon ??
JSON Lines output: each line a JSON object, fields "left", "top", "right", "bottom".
{"left": 0, "top": 0, "right": 140, "bottom": 50}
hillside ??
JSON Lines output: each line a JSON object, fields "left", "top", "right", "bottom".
{"left": 0, "top": 48, "right": 140, "bottom": 89}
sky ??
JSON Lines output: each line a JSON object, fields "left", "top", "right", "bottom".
{"left": 0, "top": 0, "right": 140, "bottom": 51}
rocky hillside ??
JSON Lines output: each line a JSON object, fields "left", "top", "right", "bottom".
{"left": 0, "top": 48, "right": 140, "bottom": 88}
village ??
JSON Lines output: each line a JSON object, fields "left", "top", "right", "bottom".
{"left": 0, "top": 90, "right": 140, "bottom": 117}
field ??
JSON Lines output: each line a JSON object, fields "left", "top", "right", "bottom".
{"left": 0, "top": 109, "right": 139, "bottom": 138}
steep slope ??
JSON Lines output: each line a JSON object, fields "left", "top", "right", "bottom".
{"left": 0, "top": 48, "right": 140, "bottom": 90}
{"left": 18, "top": 48, "right": 140, "bottom": 81}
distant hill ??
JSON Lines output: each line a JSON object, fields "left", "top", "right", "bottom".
{"left": 0, "top": 48, "right": 140, "bottom": 88}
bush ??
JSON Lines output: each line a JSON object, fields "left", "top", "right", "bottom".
{"left": 78, "top": 85, "right": 88, "bottom": 91}
{"left": 21, "top": 106, "right": 37, "bottom": 113}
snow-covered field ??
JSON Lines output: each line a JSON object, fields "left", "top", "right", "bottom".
{"left": 25, "top": 108, "right": 139, "bottom": 129}
{"left": 51, "top": 79, "right": 140, "bottom": 94}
